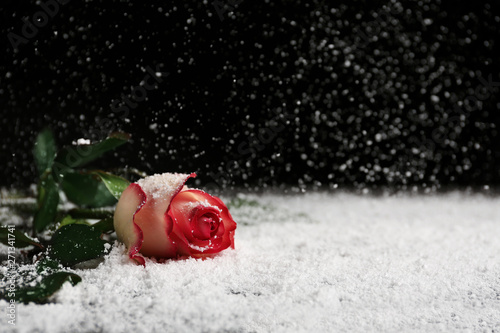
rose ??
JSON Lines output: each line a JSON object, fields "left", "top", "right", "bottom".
{"left": 113, "top": 172, "right": 236, "bottom": 265}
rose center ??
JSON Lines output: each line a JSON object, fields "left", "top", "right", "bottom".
{"left": 191, "top": 213, "right": 220, "bottom": 240}
{"left": 202, "top": 216, "right": 217, "bottom": 231}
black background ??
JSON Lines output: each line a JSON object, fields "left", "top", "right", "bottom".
{"left": 1, "top": 0, "right": 499, "bottom": 192}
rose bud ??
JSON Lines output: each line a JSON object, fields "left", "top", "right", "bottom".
{"left": 113, "top": 172, "right": 236, "bottom": 265}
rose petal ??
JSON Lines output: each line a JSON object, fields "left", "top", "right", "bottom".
{"left": 133, "top": 172, "right": 196, "bottom": 258}
{"left": 113, "top": 183, "right": 146, "bottom": 265}
{"left": 114, "top": 173, "right": 196, "bottom": 263}
{"left": 167, "top": 189, "right": 236, "bottom": 257}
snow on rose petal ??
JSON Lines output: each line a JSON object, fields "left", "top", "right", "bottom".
{"left": 113, "top": 172, "right": 237, "bottom": 264}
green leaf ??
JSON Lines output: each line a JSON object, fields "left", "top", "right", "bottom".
{"left": 33, "top": 128, "right": 57, "bottom": 176}
{"left": 66, "top": 208, "right": 113, "bottom": 220}
{"left": 58, "top": 215, "right": 89, "bottom": 229}
{"left": 92, "top": 217, "right": 114, "bottom": 233}
{"left": 34, "top": 173, "right": 60, "bottom": 233}
{"left": 54, "top": 132, "right": 130, "bottom": 168}
{"left": 13, "top": 272, "right": 82, "bottom": 304}
{"left": 49, "top": 224, "right": 107, "bottom": 266}
{"left": 93, "top": 171, "right": 130, "bottom": 199}
{"left": 36, "top": 258, "right": 62, "bottom": 274}
{"left": 0, "top": 227, "right": 43, "bottom": 248}
{"left": 61, "top": 172, "right": 117, "bottom": 208}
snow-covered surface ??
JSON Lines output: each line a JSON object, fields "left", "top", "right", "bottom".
{"left": 2, "top": 192, "right": 500, "bottom": 332}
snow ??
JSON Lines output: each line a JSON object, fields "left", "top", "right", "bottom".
{"left": 71, "top": 138, "right": 91, "bottom": 145}
{"left": 182, "top": 199, "right": 222, "bottom": 214}
{"left": 2, "top": 192, "right": 500, "bottom": 332}
{"left": 136, "top": 172, "right": 192, "bottom": 200}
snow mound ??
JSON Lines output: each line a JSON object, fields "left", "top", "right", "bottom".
{"left": 2, "top": 192, "right": 500, "bottom": 332}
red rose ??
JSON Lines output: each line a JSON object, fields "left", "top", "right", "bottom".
{"left": 113, "top": 172, "right": 236, "bottom": 265}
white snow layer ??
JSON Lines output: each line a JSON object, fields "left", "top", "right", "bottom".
{"left": 2, "top": 192, "right": 500, "bottom": 332}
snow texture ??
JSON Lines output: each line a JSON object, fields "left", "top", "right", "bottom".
{"left": 136, "top": 172, "right": 193, "bottom": 201}
{"left": 2, "top": 192, "right": 500, "bottom": 332}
